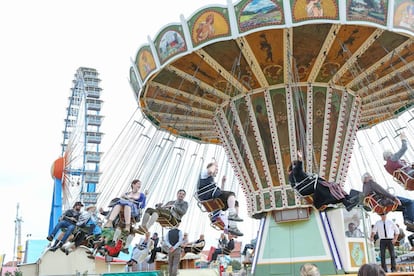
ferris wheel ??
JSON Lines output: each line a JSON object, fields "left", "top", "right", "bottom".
{"left": 49, "top": 67, "right": 104, "bottom": 233}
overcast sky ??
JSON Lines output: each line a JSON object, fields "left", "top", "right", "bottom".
{"left": 0, "top": 0, "right": 229, "bottom": 262}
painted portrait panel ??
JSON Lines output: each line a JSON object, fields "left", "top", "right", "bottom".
{"left": 292, "top": 0, "right": 339, "bottom": 22}
{"left": 136, "top": 47, "right": 156, "bottom": 81}
{"left": 235, "top": 0, "right": 284, "bottom": 33}
{"left": 189, "top": 8, "right": 230, "bottom": 47}
{"left": 155, "top": 26, "right": 187, "bottom": 65}
{"left": 393, "top": 0, "right": 414, "bottom": 32}
{"left": 347, "top": 0, "right": 388, "bottom": 26}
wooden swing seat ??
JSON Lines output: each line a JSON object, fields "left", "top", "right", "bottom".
{"left": 209, "top": 214, "right": 225, "bottom": 231}
{"left": 363, "top": 194, "right": 399, "bottom": 214}
{"left": 156, "top": 208, "right": 179, "bottom": 228}
{"left": 393, "top": 168, "right": 414, "bottom": 191}
{"left": 197, "top": 198, "right": 225, "bottom": 213}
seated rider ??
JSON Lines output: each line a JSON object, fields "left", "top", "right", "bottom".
{"left": 383, "top": 132, "right": 414, "bottom": 178}
{"left": 210, "top": 233, "right": 236, "bottom": 262}
{"left": 137, "top": 189, "right": 188, "bottom": 233}
{"left": 289, "top": 151, "right": 358, "bottom": 211}
{"left": 47, "top": 201, "right": 84, "bottom": 251}
{"left": 183, "top": 234, "right": 206, "bottom": 255}
{"left": 198, "top": 162, "right": 243, "bottom": 236}
{"left": 104, "top": 179, "right": 146, "bottom": 233}
{"left": 362, "top": 172, "right": 414, "bottom": 227}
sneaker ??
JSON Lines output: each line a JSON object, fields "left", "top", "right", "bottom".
{"left": 228, "top": 213, "right": 243, "bottom": 222}
{"left": 228, "top": 227, "right": 244, "bottom": 236}
{"left": 46, "top": 235, "right": 53, "bottom": 241}
{"left": 121, "top": 248, "right": 129, "bottom": 254}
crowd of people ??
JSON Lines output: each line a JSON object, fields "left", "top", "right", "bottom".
{"left": 45, "top": 160, "right": 247, "bottom": 275}
{"left": 45, "top": 131, "right": 414, "bottom": 274}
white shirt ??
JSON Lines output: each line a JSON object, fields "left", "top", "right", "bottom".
{"left": 372, "top": 219, "right": 398, "bottom": 239}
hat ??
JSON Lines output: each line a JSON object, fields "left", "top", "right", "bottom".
{"left": 86, "top": 204, "right": 96, "bottom": 211}
{"left": 74, "top": 201, "right": 84, "bottom": 207}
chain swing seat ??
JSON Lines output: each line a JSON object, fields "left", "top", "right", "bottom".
{"left": 293, "top": 173, "right": 328, "bottom": 211}
{"left": 208, "top": 213, "right": 225, "bottom": 231}
{"left": 392, "top": 164, "right": 414, "bottom": 191}
{"left": 363, "top": 193, "right": 399, "bottom": 215}
{"left": 156, "top": 206, "right": 180, "bottom": 228}
{"left": 194, "top": 185, "right": 226, "bottom": 213}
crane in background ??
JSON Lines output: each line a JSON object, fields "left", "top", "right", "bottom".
{"left": 13, "top": 203, "right": 23, "bottom": 265}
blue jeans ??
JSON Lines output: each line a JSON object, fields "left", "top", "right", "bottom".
{"left": 50, "top": 220, "right": 76, "bottom": 243}
{"left": 397, "top": 196, "right": 414, "bottom": 222}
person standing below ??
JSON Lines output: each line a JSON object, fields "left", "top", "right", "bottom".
{"left": 47, "top": 201, "right": 83, "bottom": 251}
{"left": 197, "top": 162, "right": 243, "bottom": 236}
{"left": 164, "top": 227, "right": 184, "bottom": 276}
{"left": 371, "top": 213, "right": 399, "bottom": 272}
{"left": 138, "top": 189, "right": 188, "bottom": 234}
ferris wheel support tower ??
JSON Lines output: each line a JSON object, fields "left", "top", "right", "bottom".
{"left": 49, "top": 67, "right": 104, "bottom": 234}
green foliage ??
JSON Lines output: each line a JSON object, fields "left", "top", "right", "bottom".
{"left": 4, "top": 271, "right": 22, "bottom": 276}
{"left": 230, "top": 259, "right": 242, "bottom": 270}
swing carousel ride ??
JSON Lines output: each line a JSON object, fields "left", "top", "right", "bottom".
{"left": 127, "top": 0, "right": 414, "bottom": 274}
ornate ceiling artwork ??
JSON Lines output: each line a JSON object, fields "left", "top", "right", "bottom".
{"left": 130, "top": 0, "right": 414, "bottom": 216}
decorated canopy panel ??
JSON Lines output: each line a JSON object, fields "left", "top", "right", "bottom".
{"left": 130, "top": 0, "right": 414, "bottom": 216}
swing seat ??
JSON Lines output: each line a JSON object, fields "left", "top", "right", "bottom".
{"left": 393, "top": 167, "right": 414, "bottom": 191}
{"left": 363, "top": 194, "right": 399, "bottom": 215}
{"left": 197, "top": 198, "right": 225, "bottom": 213}
{"left": 210, "top": 216, "right": 225, "bottom": 231}
{"left": 156, "top": 209, "right": 179, "bottom": 228}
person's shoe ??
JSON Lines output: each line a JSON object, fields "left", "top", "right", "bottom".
{"left": 344, "top": 199, "right": 358, "bottom": 212}
{"left": 87, "top": 255, "right": 95, "bottom": 259}
{"left": 228, "top": 226, "right": 244, "bottom": 236}
{"left": 147, "top": 260, "right": 154, "bottom": 264}
{"left": 363, "top": 205, "right": 372, "bottom": 212}
{"left": 228, "top": 213, "right": 243, "bottom": 222}
{"left": 121, "top": 248, "right": 129, "bottom": 254}
{"left": 46, "top": 235, "right": 54, "bottom": 241}
{"left": 49, "top": 241, "right": 63, "bottom": 252}
{"left": 60, "top": 247, "right": 70, "bottom": 256}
